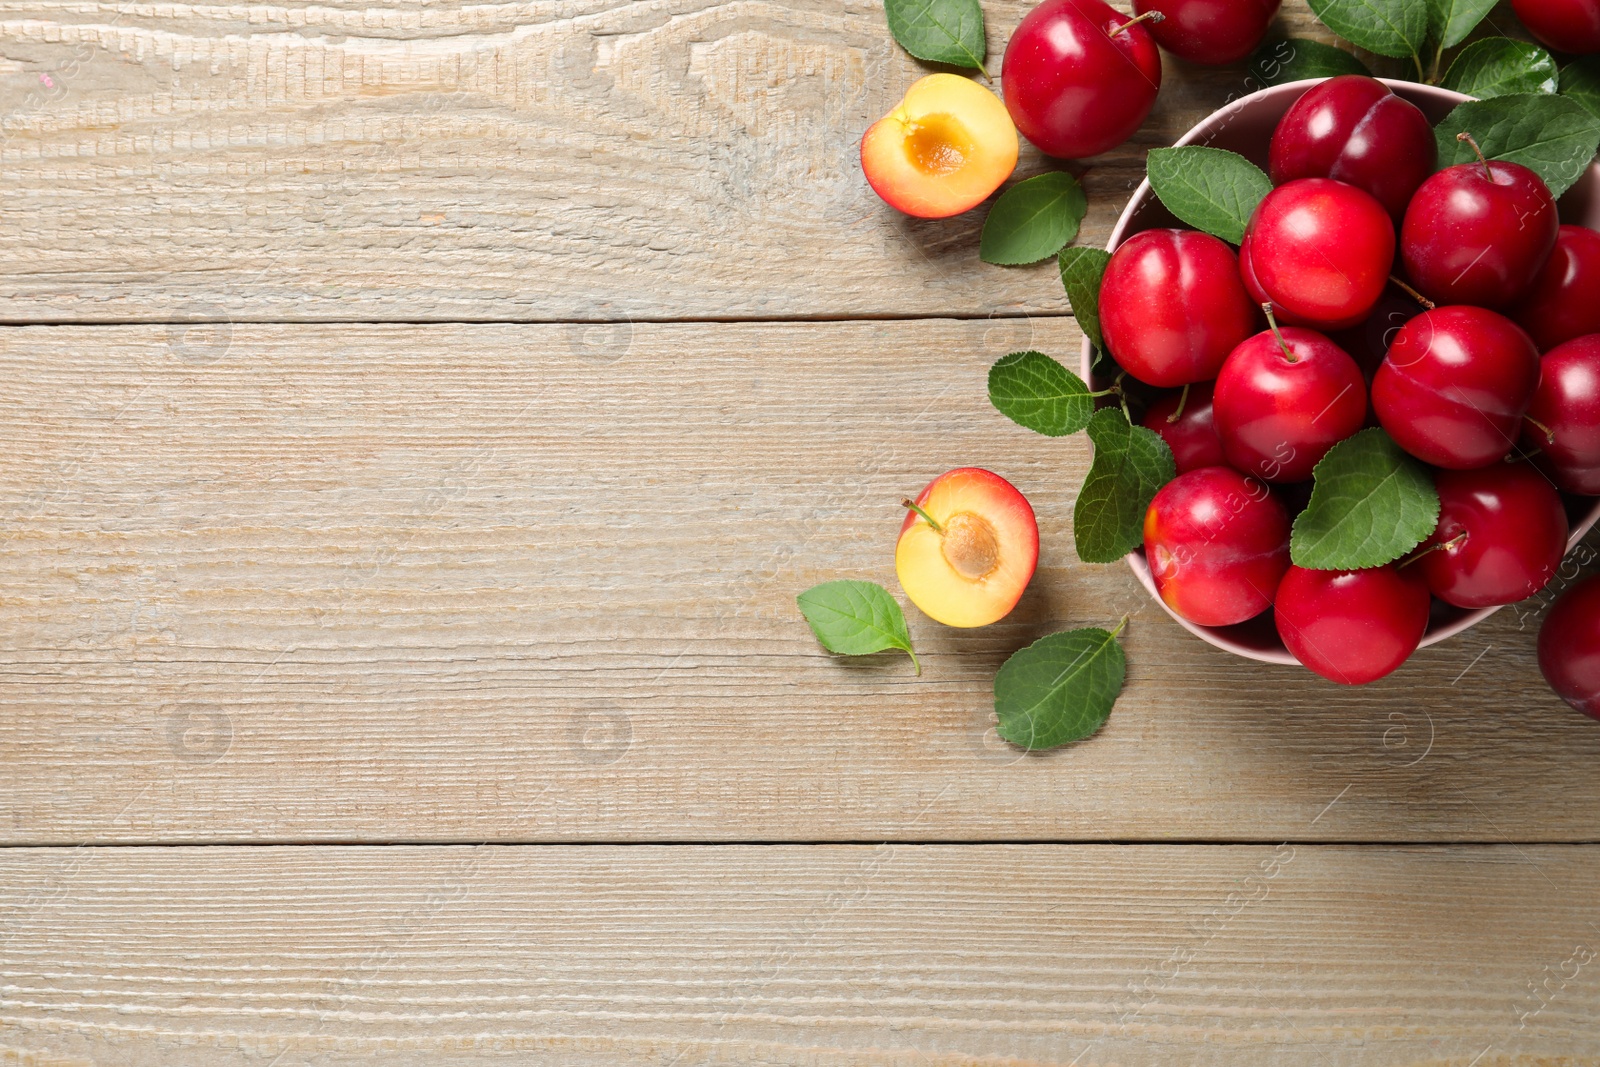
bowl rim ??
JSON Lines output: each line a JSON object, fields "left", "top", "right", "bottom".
{"left": 1085, "top": 77, "right": 1600, "bottom": 666}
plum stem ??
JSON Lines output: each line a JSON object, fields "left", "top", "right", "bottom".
{"left": 1399, "top": 532, "right": 1467, "bottom": 569}
{"left": 1525, "top": 415, "right": 1556, "bottom": 444}
{"left": 1108, "top": 614, "right": 1129, "bottom": 639}
{"left": 1389, "top": 275, "right": 1435, "bottom": 310}
{"left": 1457, "top": 131, "right": 1494, "bottom": 181}
{"left": 901, "top": 497, "right": 944, "bottom": 534}
{"left": 1109, "top": 10, "right": 1163, "bottom": 36}
{"left": 1167, "top": 382, "right": 1190, "bottom": 423}
{"left": 1261, "top": 303, "right": 1297, "bottom": 363}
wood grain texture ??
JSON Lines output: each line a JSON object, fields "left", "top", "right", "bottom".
{"left": 0, "top": 0, "right": 1347, "bottom": 322}
{"left": 6, "top": 4, "right": 1595, "bottom": 1057}
{"left": 2, "top": 320, "right": 1597, "bottom": 844}
{"left": 2, "top": 844, "right": 1598, "bottom": 1065}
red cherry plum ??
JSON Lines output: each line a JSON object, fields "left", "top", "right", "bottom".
{"left": 1274, "top": 564, "right": 1430, "bottom": 684}
{"left": 1132, "top": 0, "right": 1280, "bottom": 64}
{"left": 1401, "top": 155, "right": 1558, "bottom": 310}
{"left": 1269, "top": 75, "right": 1436, "bottom": 222}
{"left": 1002, "top": 0, "right": 1163, "bottom": 159}
{"left": 1101, "top": 229, "right": 1259, "bottom": 387}
{"left": 1512, "top": 0, "right": 1600, "bottom": 55}
{"left": 1539, "top": 574, "right": 1600, "bottom": 721}
{"left": 1212, "top": 324, "right": 1367, "bottom": 483}
{"left": 1523, "top": 333, "right": 1600, "bottom": 493}
{"left": 1140, "top": 382, "right": 1227, "bottom": 474}
{"left": 1241, "top": 178, "right": 1394, "bottom": 330}
{"left": 1143, "top": 466, "right": 1291, "bottom": 627}
{"left": 1416, "top": 462, "right": 1568, "bottom": 609}
{"left": 1513, "top": 225, "right": 1600, "bottom": 352}
{"left": 1372, "top": 306, "right": 1541, "bottom": 469}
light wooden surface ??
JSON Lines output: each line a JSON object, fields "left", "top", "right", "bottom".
{"left": 3, "top": 321, "right": 1598, "bottom": 844}
{"left": 2, "top": 844, "right": 1598, "bottom": 1066}
{"left": 0, "top": 0, "right": 1335, "bottom": 322}
{"left": 4, "top": 0, "right": 1599, "bottom": 1060}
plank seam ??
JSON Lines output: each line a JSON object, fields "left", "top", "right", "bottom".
{"left": 0, "top": 312, "right": 1075, "bottom": 329}
{"left": 1, "top": 839, "right": 1596, "bottom": 849}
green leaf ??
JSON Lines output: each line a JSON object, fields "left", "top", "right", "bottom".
{"left": 1434, "top": 93, "right": 1600, "bottom": 197}
{"left": 1247, "top": 37, "right": 1373, "bottom": 87}
{"left": 1427, "top": 0, "right": 1498, "bottom": 50}
{"left": 883, "top": 0, "right": 986, "bottom": 72}
{"left": 994, "top": 624, "right": 1126, "bottom": 750}
{"left": 1562, "top": 56, "right": 1600, "bottom": 122}
{"left": 1146, "top": 147, "right": 1272, "bottom": 246}
{"left": 797, "top": 580, "right": 919, "bottom": 673}
{"left": 1441, "top": 39, "right": 1559, "bottom": 100}
{"left": 988, "top": 350, "right": 1094, "bottom": 437}
{"left": 1074, "top": 408, "right": 1177, "bottom": 565}
{"left": 980, "top": 173, "right": 1087, "bottom": 266}
{"left": 1306, "top": 0, "right": 1428, "bottom": 60}
{"left": 1057, "top": 246, "right": 1110, "bottom": 355}
{"left": 1290, "top": 429, "right": 1440, "bottom": 570}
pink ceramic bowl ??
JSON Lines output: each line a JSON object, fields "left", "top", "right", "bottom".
{"left": 1086, "top": 78, "right": 1600, "bottom": 665}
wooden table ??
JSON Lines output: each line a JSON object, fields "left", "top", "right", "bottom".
{"left": 2, "top": 1, "right": 1597, "bottom": 1063}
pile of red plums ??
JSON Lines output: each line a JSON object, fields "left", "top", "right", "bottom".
{"left": 1099, "top": 75, "right": 1600, "bottom": 693}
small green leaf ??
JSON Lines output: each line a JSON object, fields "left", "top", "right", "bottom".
{"left": 1307, "top": 0, "right": 1428, "bottom": 61}
{"left": 1247, "top": 37, "right": 1372, "bottom": 87}
{"left": 980, "top": 173, "right": 1087, "bottom": 266}
{"left": 1058, "top": 246, "right": 1110, "bottom": 355}
{"left": 1427, "top": 0, "right": 1499, "bottom": 50}
{"left": 988, "top": 350, "right": 1094, "bottom": 437}
{"left": 1562, "top": 56, "right": 1600, "bottom": 122}
{"left": 1441, "top": 39, "right": 1559, "bottom": 100}
{"left": 995, "top": 624, "right": 1126, "bottom": 750}
{"left": 883, "top": 0, "right": 986, "bottom": 72}
{"left": 1074, "top": 408, "right": 1177, "bottom": 565}
{"left": 1146, "top": 147, "right": 1272, "bottom": 246}
{"left": 1290, "top": 428, "right": 1441, "bottom": 570}
{"left": 797, "top": 580, "right": 919, "bottom": 673}
{"left": 1435, "top": 93, "right": 1600, "bottom": 197}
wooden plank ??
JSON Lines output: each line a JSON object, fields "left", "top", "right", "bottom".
{"left": 2, "top": 320, "right": 1597, "bottom": 844}
{"left": 0, "top": 843, "right": 1596, "bottom": 1064}
{"left": 0, "top": 0, "right": 1339, "bottom": 322}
